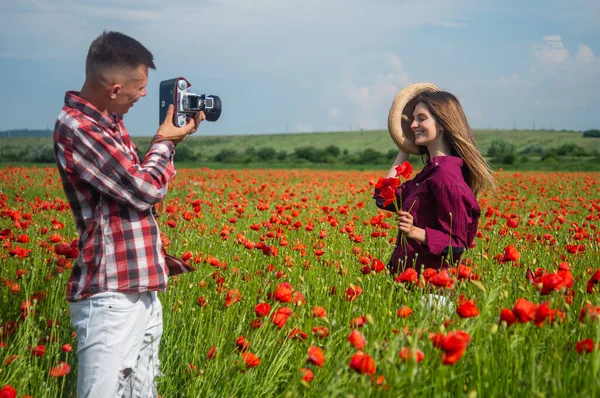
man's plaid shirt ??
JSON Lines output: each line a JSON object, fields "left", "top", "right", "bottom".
{"left": 54, "top": 91, "right": 176, "bottom": 302}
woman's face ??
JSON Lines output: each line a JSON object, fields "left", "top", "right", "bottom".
{"left": 410, "top": 102, "right": 444, "bottom": 148}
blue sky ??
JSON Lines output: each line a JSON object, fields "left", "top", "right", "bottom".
{"left": 1, "top": 0, "right": 599, "bottom": 136}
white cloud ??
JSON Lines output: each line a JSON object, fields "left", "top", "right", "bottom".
{"left": 535, "top": 36, "right": 569, "bottom": 64}
{"left": 328, "top": 107, "right": 340, "bottom": 119}
{"left": 341, "top": 52, "right": 412, "bottom": 130}
{"left": 575, "top": 44, "right": 595, "bottom": 64}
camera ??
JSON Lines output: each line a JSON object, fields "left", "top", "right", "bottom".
{"left": 159, "top": 77, "right": 222, "bottom": 127}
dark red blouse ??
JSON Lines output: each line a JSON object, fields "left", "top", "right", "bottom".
{"left": 373, "top": 156, "right": 480, "bottom": 273}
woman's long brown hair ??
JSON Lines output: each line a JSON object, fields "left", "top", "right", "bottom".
{"left": 413, "top": 91, "right": 496, "bottom": 196}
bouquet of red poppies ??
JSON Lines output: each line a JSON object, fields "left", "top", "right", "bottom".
{"left": 374, "top": 161, "right": 413, "bottom": 251}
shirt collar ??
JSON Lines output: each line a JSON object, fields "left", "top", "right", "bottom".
{"left": 64, "top": 91, "right": 123, "bottom": 130}
{"left": 428, "top": 155, "right": 464, "bottom": 168}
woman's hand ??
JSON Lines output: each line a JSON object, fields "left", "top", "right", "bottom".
{"left": 397, "top": 210, "right": 427, "bottom": 243}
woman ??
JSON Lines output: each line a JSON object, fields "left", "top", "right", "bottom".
{"left": 374, "top": 90, "right": 495, "bottom": 274}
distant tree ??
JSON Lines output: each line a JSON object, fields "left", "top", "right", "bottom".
{"left": 214, "top": 148, "right": 239, "bottom": 162}
{"left": 583, "top": 129, "right": 600, "bottom": 138}
{"left": 174, "top": 144, "right": 196, "bottom": 162}
{"left": 256, "top": 147, "right": 277, "bottom": 161}
{"left": 386, "top": 149, "right": 398, "bottom": 160}
{"left": 294, "top": 146, "right": 322, "bottom": 162}
{"left": 276, "top": 150, "right": 287, "bottom": 161}
{"left": 487, "top": 139, "right": 516, "bottom": 164}
{"left": 324, "top": 145, "right": 341, "bottom": 158}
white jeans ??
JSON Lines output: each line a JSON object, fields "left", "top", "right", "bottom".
{"left": 69, "top": 291, "right": 163, "bottom": 398}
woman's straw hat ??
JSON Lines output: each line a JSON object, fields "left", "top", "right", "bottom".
{"left": 388, "top": 83, "right": 440, "bottom": 154}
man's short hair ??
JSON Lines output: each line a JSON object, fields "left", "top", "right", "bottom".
{"left": 86, "top": 31, "right": 156, "bottom": 78}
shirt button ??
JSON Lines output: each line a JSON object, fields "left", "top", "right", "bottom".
{"left": 416, "top": 183, "right": 419, "bottom": 186}
{"left": 435, "top": 162, "right": 439, "bottom": 166}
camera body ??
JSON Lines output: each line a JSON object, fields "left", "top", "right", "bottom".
{"left": 159, "top": 77, "right": 222, "bottom": 127}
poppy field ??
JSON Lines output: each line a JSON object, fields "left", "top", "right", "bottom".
{"left": 1, "top": 165, "right": 599, "bottom": 397}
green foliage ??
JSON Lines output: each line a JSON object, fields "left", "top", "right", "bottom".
{"left": 518, "top": 145, "right": 544, "bottom": 156}
{"left": 583, "top": 129, "right": 600, "bottom": 138}
{"left": 173, "top": 143, "right": 197, "bottom": 162}
{"left": 256, "top": 147, "right": 277, "bottom": 161}
{"left": 3, "top": 127, "right": 600, "bottom": 170}
{"left": 214, "top": 148, "right": 240, "bottom": 162}
{"left": 488, "top": 139, "right": 516, "bottom": 164}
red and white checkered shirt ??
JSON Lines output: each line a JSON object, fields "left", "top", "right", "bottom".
{"left": 54, "top": 91, "right": 176, "bottom": 302}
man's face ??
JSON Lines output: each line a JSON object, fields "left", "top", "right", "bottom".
{"left": 108, "top": 65, "right": 148, "bottom": 115}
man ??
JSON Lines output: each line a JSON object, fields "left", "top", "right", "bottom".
{"left": 53, "top": 31, "right": 203, "bottom": 397}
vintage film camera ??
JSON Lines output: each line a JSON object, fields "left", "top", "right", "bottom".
{"left": 159, "top": 77, "right": 222, "bottom": 127}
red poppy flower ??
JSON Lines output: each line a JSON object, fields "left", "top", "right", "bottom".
{"left": 347, "top": 330, "right": 366, "bottom": 349}
{"left": 312, "top": 306, "right": 327, "bottom": 318}
{"left": 181, "top": 251, "right": 193, "bottom": 262}
{"left": 397, "top": 306, "right": 413, "bottom": 318}
{"left": 422, "top": 268, "right": 438, "bottom": 282}
{"left": 575, "top": 338, "right": 595, "bottom": 354}
{"left": 374, "top": 177, "right": 400, "bottom": 207}
{"left": 241, "top": 352, "right": 260, "bottom": 368}
{"left": 349, "top": 351, "right": 376, "bottom": 375}
{"left": 61, "top": 344, "right": 72, "bottom": 353}
{"left": 288, "top": 328, "right": 308, "bottom": 340}
{"left": 579, "top": 304, "right": 600, "bottom": 323}
{"left": 312, "top": 326, "right": 329, "bottom": 339}
{"left": 250, "top": 319, "right": 263, "bottom": 329}
{"left": 456, "top": 295, "right": 479, "bottom": 318}
{"left": 0, "top": 385, "right": 17, "bottom": 398}
{"left": 293, "top": 292, "right": 306, "bottom": 305}
{"left": 395, "top": 161, "right": 413, "bottom": 179}
{"left": 429, "top": 270, "right": 455, "bottom": 289}
{"left": 236, "top": 336, "right": 250, "bottom": 352}
{"left": 224, "top": 289, "right": 242, "bottom": 307}
{"left": 300, "top": 368, "right": 314, "bottom": 382}
{"left": 255, "top": 302, "right": 271, "bottom": 317}
{"left": 371, "top": 258, "right": 385, "bottom": 273}
{"left": 49, "top": 361, "right": 71, "bottom": 377}
{"left": 534, "top": 302, "right": 564, "bottom": 327}
{"left": 587, "top": 270, "right": 600, "bottom": 294}
{"left": 457, "top": 264, "right": 473, "bottom": 280}
{"left": 345, "top": 285, "right": 363, "bottom": 302}
{"left": 399, "top": 347, "right": 425, "bottom": 363}
{"left": 506, "top": 218, "right": 519, "bottom": 228}
{"left": 275, "top": 283, "right": 294, "bottom": 303}
{"left": 307, "top": 346, "right": 326, "bottom": 367}
{"left": 536, "top": 272, "right": 570, "bottom": 295}
{"left": 271, "top": 307, "right": 292, "bottom": 329}
{"left": 439, "top": 331, "right": 471, "bottom": 365}
{"left": 350, "top": 315, "right": 367, "bottom": 328}
{"left": 207, "top": 346, "right": 217, "bottom": 359}
{"left": 502, "top": 245, "right": 520, "bottom": 263}
{"left": 499, "top": 308, "right": 518, "bottom": 327}
{"left": 512, "top": 298, "right": 536, "bottom": 323}
{"left": 30, "top": 345, "right": 46, "bottom": 357}
{"left": 8, "top": 247, "right": 31, "bottom": 258}
{"left": 395, "top": 268, "right": 418, "bottom": 283}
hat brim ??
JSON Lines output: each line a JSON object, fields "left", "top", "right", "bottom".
{"left": 388, "top": 83, "right": 440, "bottom": 155}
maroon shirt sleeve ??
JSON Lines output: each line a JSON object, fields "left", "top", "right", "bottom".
{"left": 424, "top": 184, "right": 480, "bottom": 256}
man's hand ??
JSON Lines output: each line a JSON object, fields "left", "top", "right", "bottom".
{"left": 152, "top": 105, "right": 206, "bottom": 145}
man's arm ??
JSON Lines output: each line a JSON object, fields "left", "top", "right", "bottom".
{"left": 71, "top": 122, "right": 176, "bottom": 212}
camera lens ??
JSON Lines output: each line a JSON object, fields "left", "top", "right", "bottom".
{"left": 205, "top": 95, "right": 222, "bottom": 122}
